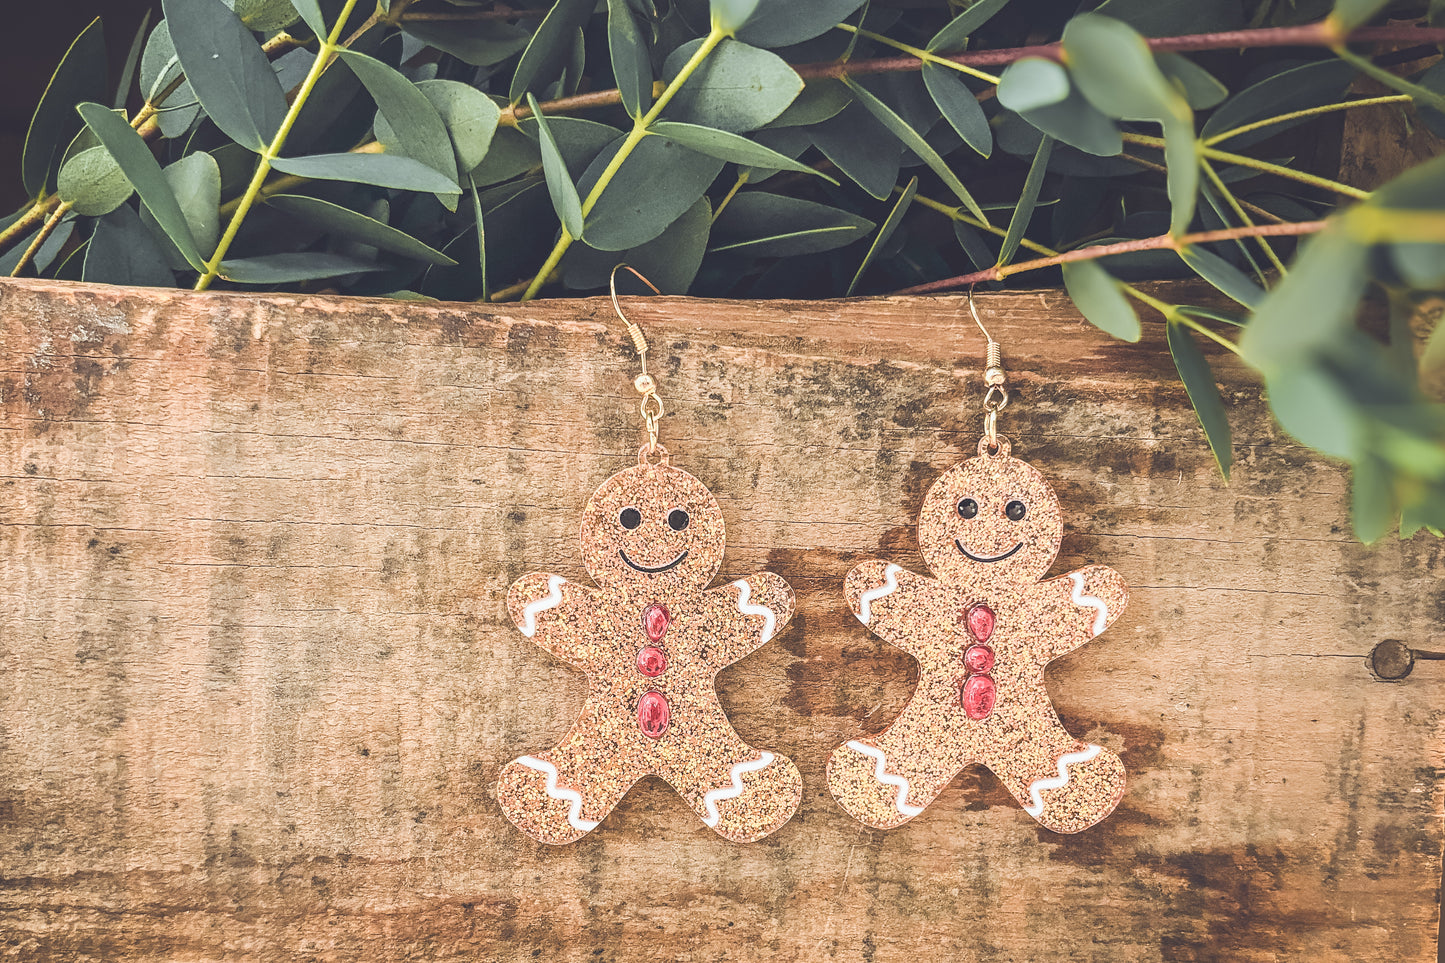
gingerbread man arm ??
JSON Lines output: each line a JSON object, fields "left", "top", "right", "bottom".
{"left": 1030, "top": 563, "right": 1128, "bottom": 664}
{"left": 506, "top": 572, "right": 601, "bottom": 668}
{"left": 689, "top": 571, "right": 795, "bottom": 668}
{"left": 844, "top": 559, "right": 939, "bottom": 658}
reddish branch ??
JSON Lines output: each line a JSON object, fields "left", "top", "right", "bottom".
{"left": 892, "top": 221, "right": 1328, "bottom": 296}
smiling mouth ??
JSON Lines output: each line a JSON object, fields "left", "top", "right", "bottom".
{"left": 956, "top": 540, "right": 1024, "bottom": 563}
{"left": 619, "top": 549, "right": 689, "bottom": 573}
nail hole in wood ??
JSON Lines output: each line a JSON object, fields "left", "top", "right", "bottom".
{"left": 1368, "top": 639, "right": 1414, "bottom": 681}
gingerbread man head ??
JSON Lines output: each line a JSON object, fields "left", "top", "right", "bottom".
{"left": 580, "top": 461, "right": 726, "bottom": 593}
{"left": 917, "top": 446, "right": 1064, "bottom": 586}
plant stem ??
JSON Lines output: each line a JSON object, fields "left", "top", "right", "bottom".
{"left": 8, "top": 201, "right": 72, "bottom": 277}
{"left": 196, "top": 0, "right": 362, "bottom": 291}
{"left": 1202, "top": 94, "right": 1413, "bottom": 146}
{"left": 1332, "top": 46, "right": 1445, "bottom": 115}
{"left": 1122, "top": 132, "right": 1370, "bottom": 199}
{"left": 1173, "top": 313, "right": 1243, "bottom": 354}
{"left": 833, "top": 24, "right": 1000, "bottom": 84}
{"left": 1199, "top": 157, "right": 1287, "bottom": 274}
{"left": 893, "top": 220, "right": 1326, "bottom": 294}
{"left": 0, "top": 202, "right": 52, "bottom": 255}
{"left": 518, "top": 26, "right": 727, "bottom": 301}
{"left": 712, "top": 172, "right": 749, "bottom": 221}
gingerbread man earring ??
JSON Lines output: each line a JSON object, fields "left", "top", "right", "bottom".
{"left": 498, "top": 267, "right": 803, "bottom": 844}
{"left": 828, "top": 292, "right": 1129, "bottom": 834}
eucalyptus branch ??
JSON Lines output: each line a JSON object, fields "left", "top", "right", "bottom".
{"left": 1199, "top": 158, "right": 1287, "bottom": 275}
{"left": 8, "top": 202, "right": 72, "bottom": 278}
{"left": 1122, "top": 132, "right": 1370, "bottom": 199}
{"left": 1201, "top": 94, "right": 1412, "bottom": 147}
{"left": 196, "top": 0, "right": 364, "bottom": 290}
{"left": 893, "top": 220, "right": 1326, "bottom": 295}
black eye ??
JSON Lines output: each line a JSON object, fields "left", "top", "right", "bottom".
{"left": 958, "top": 498, "right": 978, "bottom": 519}
{"left": 667, "top": 508, "right": 690, "bottom": 531}
{"left": 1006, "top": 500, "right": 1027, "bottom": 521}
{"left": 619, "top": 507, "right": 642, "bottom": 530}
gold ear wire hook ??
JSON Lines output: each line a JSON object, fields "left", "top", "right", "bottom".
{"left": 968, "top": 286, "right": 1009, "bottom": 453}
{"left": 609, "top": 264, "right": 666, "bottom": 459}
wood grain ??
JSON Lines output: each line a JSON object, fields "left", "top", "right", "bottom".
{"left": 0, "top": 277, "right": 1440, "bottom": 962}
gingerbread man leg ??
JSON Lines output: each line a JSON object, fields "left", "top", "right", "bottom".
{"left": 498, "top": 714, "right": 645, "bottom": 845}
{"left": 827, "top": 700, "right": 963, "bottom": 829}
{"left": 986, "top": 719, "right": 1126, "bottom": 834}
{"left": 660, "top": 712, "right": 802, "bottom": 843}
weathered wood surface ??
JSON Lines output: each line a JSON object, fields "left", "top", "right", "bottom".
{"left": 0, "top": 277, "right": 1440, "bottom": 962}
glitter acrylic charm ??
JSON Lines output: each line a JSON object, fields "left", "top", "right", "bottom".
{"left": 828, "top": 433, "right": 1129, "bottom": 835}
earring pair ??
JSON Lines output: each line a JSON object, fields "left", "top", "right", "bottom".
{"left": 498, "top": 269, "right": 1128, "bottom": 845}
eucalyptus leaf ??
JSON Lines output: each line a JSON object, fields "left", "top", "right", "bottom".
{"left": 730, "top": 0, "right": 867, "bottom": 48}
{"left": 1062, "top": 259, "right": 1141, "bottom": 341}
{"left": 845, "top": 78, "right": 984, "bottom": 221}
{"left": 338, "top": 50, "right": 459, "bottom": 205}
{"left": 1167, "top": 319, "right": 1233, "bottom": 477}
{"left": 1180, "top": 245, "right": 1265, "bottom": 307}
{"left": 998, "top": 136, "right": 1051, "bottom": 268}
{"left": 848, "top": 175, "right": 916, "bottom": 295}
{"left": 565, "top": 196, "right": 712, "bottom": 292}
{"left": 649, "top": 122, "right": 834, "bottom": 180}
{"left": 401, "top": 19, "right": 531, "bottom": 67}
{"left": 1263, "top": 363, "right": 1361, "bottom": 460}
{"left": 375, "top": 79, "right": 500, "bottom": 174}
{"left": 289, "top": 0, "right": 328, "bottom": 37}
{"left": 115, "top": 12, "right": 152, "bottom": 111}
{"left": 1093, "top": 0, "right": 1245, "bottom": 35}
{"left": 268, "top": 194, "right": 457, "bottom": 265}
{"left": 518, "top": 116, "right": 622, "bottom": 178}
{"left": 229, "top": 0, "right": 302, "bottom": 32}
{"left": 1200, "top": 60, "right": 1355, "bottom": 149}
{"left": 580, "top": 134, "right": 725, "bottom": 250}
{"left": 928, "top": 0, "right": 1011, "bottom": 52}
{"left": 809, "top": 102, "right": 901, "bottom": 199}
{"left": 608, "top": 0, "right": 652, "bottom": 117}
{"left": 1156, "top": 53, "right": 1228, "bottom": 110}
{"left": 77, "top": 101, "right": 204, "bottom": 270}
{"left": 83, "top": 204, "right": 176, "bottom": 287}
{"left": 271, "top": 152, "right": 462, "bottom": 193}
{"left": 663, "top": 39, "right": 803, "bottom": 132}
{"left": 509, "top": 0, "right": 596, "bottom": 104}
{"left": 996, "top": 59, "right": 1070, "bottom": 113}
{"left": 219, "top": 252, "right": 385, "bottom": 284}
{"left": 923, "top": 63, "right": 991, "bottom": 158}
{"left": 1331, "top": 0, "right": 1391, "bottom": 30}
{"left": 474, "top": 125, "right": 542, "bottom": 185}
{"left": 57, "top": 146, "right": 133, "bottom": 217}
{"left": 1239, "top": 227, "right": 1369, "bottom": 371}
{"left": 167, "top": 151, "right": 222, "bottom": 258}
{"left": 767, "top": 79, "right": 852, "bottom": 129}
{"left": 162, "top": 0, "right": 288, "bottom": 152}
{"left": 1014, "top": 89, "right": 1122, "bottom": 158}
{"left": 23, "top": 17, "right": 107, "bottom": 198}
{"left": 529, "top": 92, "right": 586, "bottom": 239}
{"left": 711, "top": 192, "right": 873, "bottom": 257}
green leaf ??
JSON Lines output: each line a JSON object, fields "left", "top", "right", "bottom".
{"left": 768, "top": 79, "right": 852, "bottom": 129}
{"left": 219, "top": 252, "right": 384, "bottom": 284}
{"left": 648, "top": 122, "right": 834, "bottom": 180}
{"left": 517, "top": 116, "right": 621, "bottom": 178}
{"left": 230, "top": 0, "right": 301, "bottom": 31}
{"left": 580, "top": 134, "right": 725, "bottom": 250}
{"left": 115, "top": 12, "right": 152, "bottom": 110}
{"left": 23, "top": 18, "right": 107, "bottom": 198}
{"left": 270, "top": 152, "right": 462, "bottom": 193}
{"left": 83, "top": 205, "right": 176, "bottom": 287}
{"left": 1263, "top": 363, "right": 1361, "bottom": 460}
{"left": 848, "top": 175, "right": 915, "bottom": 295}
{"left": 167, "top": 151, "right": 222, "bottom": 258}
{"left": 1200, "top": 60, "right": 1355, "bottom": 149}
{"left": 996, "top": 58, "right": 1069, "bottom": 113}
{"left": 1176, "top": 304, "right": 1246, "bottom": 327}
{"left": 608, "top": 0, "right": 652, "bottom": 117}
{"left": 288, "top": 0, "right": 327, "bottom": 37}
{"left": 338, "top": 50, "right": 459, "bottom": 205}
{"left": 1167, "top": 319, "right": 1233, "bottom": 478}
{"left": 710, "top": 0, "right": 763, "bottom": 35}
{"left": 528, "top": 93, "right": 586, "bottom": 239}
{"left": 375, "top": 79, "right": 499, "bottom": 175}
{"left": 1332, "top": 0, "right": 1391, "bottom": 31}
{"left": 998, "top": 136, "right": 1051, "bottom": 269}
{"left": 1156, "top": 53, "right": 1227, "bottom": 110}
{"left": 1015, "top": 88, "right": 1122, "bottom": 157}
{"left": 474, "top": 125, "right": 542, "bottom": 185}
{"left": 469, "top": 175, "right": 488, "bottom": 302}
{"left": 844, "top": 78, "right": 984, "bottom": 222}
{"left": 1238, "top": 227, "right": 1369, "bottom": 371}
{"left": 77, "top": 102, "right": 204, "bottom": 270}
{"left": 139, "top": 21, "right": 201, "bottom": 139}
{"left": 1062, "top": 259, "right": 1140, "bottom": 342}
{"left": 1350, "top": 453, "right": 1393, "bottom": 542}
{"left": 565, "top": 196, "right": 712, "bottom": 292}
{"left": 267, "top": 194, "right": 457, "bottom": 266}
{"left": 809, "top": 103, "right": 901, "bottom": 198}
{"left": 1179, "top": 245, "right": 1265, "bottom": 308}
{"left": 1093, "top": 0, "right": 1245, "bottom": 35}
{"left": 922, "top": 63, "right": 991, "bottom": 158}
{"left": 1391, "top": 243, "right": 1445, "bottom": 289}
{"left": 729, "top": 0, "right": 867, "bottom": 48}
{"left": 928, "top": 0, "right": 1011, "bottom": 52}
{"left": 711, "top": 192, "right": 873, "bottom": 257}
{"left": 162, "top": 0, "right": 288, "bottom": 151}
{"left": 509, "top": 0, "right": 595, "bottom": 104}
{"left": 401, "top": 19, "right": 531, "bottom": 67}
{"left": 57, "top": 146, "right": 134, "bottom": 217}
{"left": 663, "top": 39, "right": 803, "bottom": 133}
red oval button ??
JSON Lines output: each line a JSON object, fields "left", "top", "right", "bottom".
{"left": 965, "top": 603, "right": 995, "bottom": 642}
{"left": 636, "top": 645, "right": 667, "bottom": 678}
{"left": 962, "top": 675, "right": 996, "bottom": 720}
{"left": 642, "top": 603, "right": 670, "bottom": 642}
{"left": 963, "top": 644, "right": 995, "bottom": 674}
{"left": 638, "top": 691, "right": 670, "bottom": 738}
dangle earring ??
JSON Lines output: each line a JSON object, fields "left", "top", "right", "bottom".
{"left": 498, "top": 266, "right": 803, "bottom": 844}
{"left": 827, "top": 290, "right": 1129, "bottom": 834}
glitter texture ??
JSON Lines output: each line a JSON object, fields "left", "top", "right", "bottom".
{"left": 499, "top": 453, "right": 802, "bottom": 844}
{"left": 828, "top": 440, "right": 1129, "bottom": 834}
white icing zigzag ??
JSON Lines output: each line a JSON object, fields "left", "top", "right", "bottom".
{"left": 1022, "top": 744, "right": 1102, "bottom": 818}
{"left": 846, "top": 740, "right": 924, "bottom": 818}
{"left": 732, "top": 579, "right": 777, "bottom": 643}
{"left": 856, "top": 564, "right": 902, "bottom": 626}
{"left": 701, "top": 751, "right": 776, "bottom": 828}
{"left": 519, "top": 575, "right": 566, "bottom": 638}
{"left": 514, "top": 755, "right": 599, "bottom": 833}
{"left": 1069, "top": 572, "right": 1109, "bottom": 636}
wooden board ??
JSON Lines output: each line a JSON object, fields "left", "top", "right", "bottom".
{"left": 0, "top": 277, "right": 1440, "bottom": 962}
